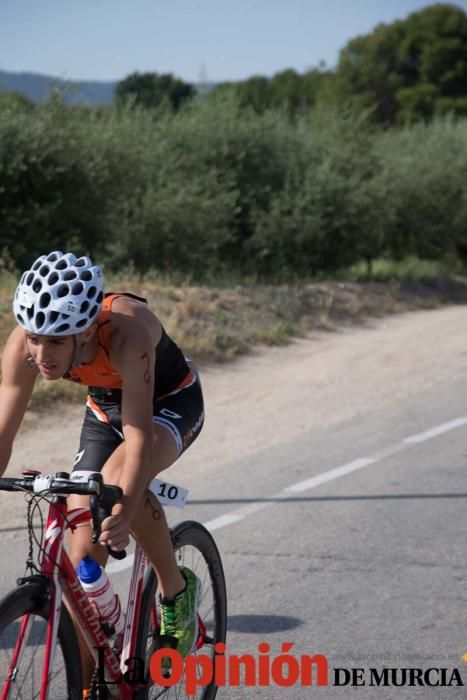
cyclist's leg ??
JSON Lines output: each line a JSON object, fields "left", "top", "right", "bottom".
{"left": 100, "top": 374, "right": 205, "bottom": 599}
{"left": 100, "top": 425, "right": 186, "bottom": 598}
{"left": 67, "top": 404, "right": 122, "bottom": 567}
{"left": 67, "top": 419, "right": 184, "bottom": 595}
{"left": 69, "top": 438, "right": 195, "bottom": 599}
{"left": 137, "top": 372, "right": 205, "bottom": 597}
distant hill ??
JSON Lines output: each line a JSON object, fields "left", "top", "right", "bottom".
{"left": 0, "top": 69, "right": 116, "bottom": 105}
{"left": 0, "top": 69, "right": 216, "bottom": 106}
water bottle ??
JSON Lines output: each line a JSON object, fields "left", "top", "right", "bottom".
{"left": 77, "top": 556, "right": 124, "bottom": 635}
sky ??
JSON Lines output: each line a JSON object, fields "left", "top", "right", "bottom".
{"left": 2, "top": 1, "right": 467, "bottom": 84}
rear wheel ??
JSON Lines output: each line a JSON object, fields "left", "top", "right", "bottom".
{"left": 0, "top": 580, "right": 82, "bottom": 699}
{"left": 135, "top": 521, "right": 227, "bottom": 699}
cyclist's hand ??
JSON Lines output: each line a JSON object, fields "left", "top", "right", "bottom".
{"left": 99, "top": 514, "right": 129, "bottom": 551}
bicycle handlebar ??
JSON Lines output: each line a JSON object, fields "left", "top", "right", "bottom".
{"left": 0, "top": 475, "right": 99, "bottom": 495}
{"left": 0, "top": 472, "right": 127, "bottom": 560}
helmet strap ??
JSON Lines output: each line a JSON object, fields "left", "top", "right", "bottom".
{"left": 66, "top": 326, "right": 97, "bottom": 374}
{"left": 70, "top": 335, "right": 86, "bottom": 369}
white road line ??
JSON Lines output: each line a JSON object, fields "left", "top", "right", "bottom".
{"left": 368, "top": 442, "right": 408, "bottom": 462}
{"left": 403, "top": 416, "right": 467, "bottom": 444}
{"left": 204, "top": 415, "right": 467, "bottom": 532}
{"left": 203, "top": 513, "right": 245, "bottom": 531}
{"left": 107, "top": 415, "right": 467, "bottom": 574}
{"left": 284, "top": 457, "right": 377, "bottom": 494}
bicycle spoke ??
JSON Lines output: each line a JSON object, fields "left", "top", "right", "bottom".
{"left": 199, "top": 586, "right": 213, "bottom": 610}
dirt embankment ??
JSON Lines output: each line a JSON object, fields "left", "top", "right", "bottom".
{"left": 6, "top": 274, "right": 467, "bottom": 411}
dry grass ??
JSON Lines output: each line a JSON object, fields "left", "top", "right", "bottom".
{"left": 2, "top": 273, "right": 467, "bottom": 411}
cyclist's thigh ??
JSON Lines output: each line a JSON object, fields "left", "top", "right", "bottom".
{"left": 153, "top": 373, "right": 205, "bottom": 459}
{"left": 72, "top": 405, "right": 123, "bottom": 479}
{"left": 67, "top": 404, "right": 123, "bottom": 517}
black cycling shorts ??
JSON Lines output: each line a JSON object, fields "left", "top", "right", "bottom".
{"left": 72, "top": 370, "right": 204, "bottom": 475}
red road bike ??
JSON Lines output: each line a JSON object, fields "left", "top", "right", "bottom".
{"left": 0, "top": 471, "right": 227, "bottom": 699}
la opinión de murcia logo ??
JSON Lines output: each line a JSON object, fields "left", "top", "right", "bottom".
{"left": 91, "top": 643, "right": 465, "bottom": 695}
{"left": 333, "top": 667, "right": 463, "bottom": 688}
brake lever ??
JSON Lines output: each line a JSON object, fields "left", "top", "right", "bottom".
{"left": 90, "top": 494, "right": 103, "bottom": 544}
{"left": 90, "top": 492, "right": 127, "bottom": 560}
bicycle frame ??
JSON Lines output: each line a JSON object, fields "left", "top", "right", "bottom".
{"left": 2, "top": 496, "right": 153, "bottom": 700}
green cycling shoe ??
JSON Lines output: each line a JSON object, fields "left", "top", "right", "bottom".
{"left": 159, "top": 566, "right": 202, "bottom": 658}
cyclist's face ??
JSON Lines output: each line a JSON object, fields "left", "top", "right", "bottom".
{"left": 25, "top": 334, "right": 74, "bottom": 379}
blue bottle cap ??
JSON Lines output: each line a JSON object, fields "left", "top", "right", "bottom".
{"left": 77, "top": 555, "right": 102, "bottom": 583}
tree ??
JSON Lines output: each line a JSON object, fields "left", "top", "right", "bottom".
{"left": 0, "top": 90, "right": 34, "bottom": 113}
{"left": 269, "top": 69, "right": 304, "bottom": 114}
{"left": 301, "top": 65, "right": 338, "bottom": 111}
{"left": 207, "top": 67, "right": 335, "bottom": 116}
{"left": 235, "top": 75, "right": 271, "bottom": 113}
{"left": 335, "top": 3, "right": 467, "bottom": 124}
{"left": 114, "top": 71, "right": 195, "bottom": 111}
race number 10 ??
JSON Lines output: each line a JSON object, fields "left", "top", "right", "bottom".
{"left": 149, "top": 478, "right": 188, "bottom": 509}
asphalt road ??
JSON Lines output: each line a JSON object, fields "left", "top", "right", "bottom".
{"left": 156, "top": 373, "right": 465, "bottom": 699}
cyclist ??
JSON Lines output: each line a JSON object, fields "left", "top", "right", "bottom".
{"left": 0, "top": 251, "right": 205, "bottom": 690}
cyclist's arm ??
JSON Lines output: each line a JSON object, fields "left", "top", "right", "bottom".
{"left": 108, "top": 316, "right": 156, "bottom": 521}
{"left": 0, "top": 327, "right": 37, "bottom": 475}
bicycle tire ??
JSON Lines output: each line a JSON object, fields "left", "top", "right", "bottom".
{"left": 0, "top": 580, "right": 82, "bottom": 700}
{"left": 135, "top": 520, "right": 227, "bottom": 700}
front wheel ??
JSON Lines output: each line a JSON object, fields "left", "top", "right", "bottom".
{"left": 136, "top": 520, "right": 227, "bottom": 699}
{"left": 0, "top": 580, "right": 82, "bottom": 700}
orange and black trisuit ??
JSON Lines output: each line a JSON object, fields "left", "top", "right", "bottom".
{"left": 67, "top": 293, "right": 204, "bottom": 477}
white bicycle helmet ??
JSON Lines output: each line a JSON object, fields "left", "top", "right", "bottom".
{"left": 13, "top": 251, "right": 104, "bottom": 335}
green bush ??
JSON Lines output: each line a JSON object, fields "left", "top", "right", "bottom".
{"left": 249, "top": 108, "right": 388, "bottom": 275}
{"left": 105, "top": 94, "right": 301, "bottom": 275}
{"left": 0, "top": 98, "right": 151, "bottom": 268}
{"left": 376, "top": 116, "right": 467, "bottom": 260}
{"left": 0, "top": 93, "right": 466, "bottom": 280}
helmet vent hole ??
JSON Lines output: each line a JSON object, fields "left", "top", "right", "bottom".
{"left": 36, "top": 312, "right": 45, "bottom": 329}
{"left": 47, "top": 252, "right": 60, "bottom": 262}
{"left": 75, "top": 258, "right": 86, "bottom": 267}
{"left": 80, "top": 300, "right": 90, "bottom": 313}
{"left": 55, "top": 260, "right": 67, "bottom": 270}
{"left": 80, "top": 270, "right": 92, "bottom": 281}
{"left": 96, "top": 291, "right": 104, "bottom": 304}
{"left": 32, "top": 280, "right": 42, "bottom": 293}
{"left": 48, "top": 272, "right": 59, "bottom": 285}
{"left": 57, "top": 284, "right": 69, "bottom": 298}
{"left": 87, "top": 286, "right": 97, "bottom": 299}
{"left": 26, "top": 307, "right": 34, "bottom": 320}
{"left": 89, "top": 305, "right": 98, "bottom": 318}
{"left": 39, "top": 292, "right": 51, "bottom": 309}
{"left": 55, "top": 323, "right": 70, "bottom": 333}
{"left": 76, "top": 318, "right": 87, "bottom": 328}
{"left": 71, "top": 282, "right": 84, "bottom": 295}
{"left": 63, "top": 270, "right": 78, "bottom": 281}
{"left": 26, "top": 273, "right": 34, "bottom": 285}
{"left": 32, "top": 260, "right": 43, "bottom": 271}
{"left": 39, "top": 265, "right": 49, "bottom": 277}
{"left": 16, "top": 313, "right": 24, "bottom": 324}
{"left": 49, "top": 311, "right": 59, "bottom": 323}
